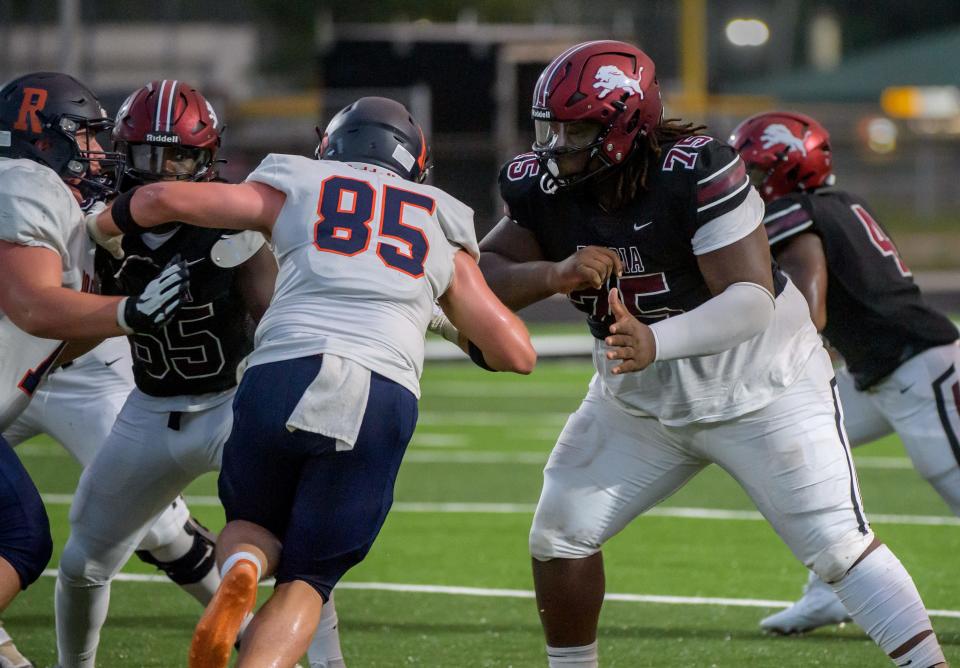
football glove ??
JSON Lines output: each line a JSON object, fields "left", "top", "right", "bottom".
{"left": 117, "top": 254, "right": 190, "bottom": 334}
{"left": 84, "top": 201, "right": 125, "bottom": 260}
{"left": 428, "top": 303, "right": 460, "bottom": 345}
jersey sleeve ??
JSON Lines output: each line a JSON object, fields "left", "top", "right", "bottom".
{"left": 435, "top": 191, "right": 479, "bottom": 261}
{"left": 0, "top": 163, "right": 76, "bottom": 256}
{"left": 763, "top": 194, "right": 816, "bottom": 249}
{"left": 497, "top": 153, "right": 542, "bottom": 233}
{"left": 244, "top": 153, "right": 316, "bottom": 206}
{"left": 677, "top": 138, "right": 760, "bottom": 255}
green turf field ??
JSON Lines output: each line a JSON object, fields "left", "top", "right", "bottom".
{"left": 9, "top": 359, "right": 960, "bottom": 666}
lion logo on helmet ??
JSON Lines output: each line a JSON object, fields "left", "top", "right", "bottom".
{"left": 760, "top": 124, "right": 808, "bottom": 156}
{"left": 593, "top": 65, "right": 644, "bottom": 100}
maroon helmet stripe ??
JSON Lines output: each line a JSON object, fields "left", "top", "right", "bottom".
{"left": 165, "top": 79, "right": 179, "bottom": 131}
{"left": 154, "top": 80, "right": 168, "bottom": 132}
{"left": 535, "top": 40, "right": 607, "bottom": 106}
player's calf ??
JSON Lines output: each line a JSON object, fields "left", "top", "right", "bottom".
{"left": 820, "top": 539, "right": 945, "bottom": 666}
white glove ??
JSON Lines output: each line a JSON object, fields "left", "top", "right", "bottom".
{"left": 84, "top": 201, "right": 124, "bottom": 260}
{"left": 428, "top": 303, "right": 460, "bottom": 345}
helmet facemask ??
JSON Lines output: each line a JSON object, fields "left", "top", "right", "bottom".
{"left": 119, "top": 141, "right": 215, "bottom": 184}
{"left": 51, "top": 113, "right": 125, "bottom": 206}
{"left": 532, "top": 113, "right": 626, "bottom": 190}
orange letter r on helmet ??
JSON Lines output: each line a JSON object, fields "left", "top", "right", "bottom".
{"left": 14, "top": 87, "right": 49, "bottom": 133}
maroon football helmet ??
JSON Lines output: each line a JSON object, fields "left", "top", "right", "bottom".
{"left": 531, "top": 40, "right": 663, "bottom": 188}
{"left": 113, "top": 80, "right": 221, "bottom": 185}
{"left": 729, "top": 111, "right": 833, "bottom": 203}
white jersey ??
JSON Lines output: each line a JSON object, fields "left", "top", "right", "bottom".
{"left": 245, "top": 155, "right": 479, "bottom": 398}
{"left": 594, "top": 278, "right": 822, "bottom": 426}
{"left": 0, "top": 157, "right": 92, "bottom": 430}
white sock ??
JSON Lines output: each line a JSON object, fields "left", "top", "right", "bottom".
{"left": 0, "top": 621, "right": 11, "bottom": 645}
{"left": 891, "top": 631, "right": 946, "bottom": 668}
{"left": 54, "top": 573, "right": 111, "bottom": 668}
{"left": 221, "top": 551, "right": 262, "bottom": 582}
{"left": 308, "top": 592, "right": 346, "bottom": 668}
{"left": 546, "top": 641, "right": 598, "bottom": 668}
{"left": 833, "top": 545, "right": 943, "bottom": 662}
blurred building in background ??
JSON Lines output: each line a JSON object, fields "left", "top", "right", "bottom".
{"left": 2, "top": 0, "right": 959, "bottom": 279}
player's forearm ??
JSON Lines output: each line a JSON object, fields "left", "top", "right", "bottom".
{"left": 650, "top": 282, "right": 775, "bottom": 361}
{"left": 8, "top": 287, "right": 124, "bottom": 339}
{"left": 478, "top": 252, "right": 559, "bottom": 311}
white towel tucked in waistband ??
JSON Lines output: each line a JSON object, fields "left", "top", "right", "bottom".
{"left": 285, "top": 354, "right": 371, "bottom": 451}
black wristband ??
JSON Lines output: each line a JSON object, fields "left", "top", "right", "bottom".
{"left": 467, "top": 341, "right": 496, "bottom": 372}
{"left": 111, "top": 187, "right": 149, "bottom": 235}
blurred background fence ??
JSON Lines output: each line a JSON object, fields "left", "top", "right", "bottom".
{"left": 3, "top": 0, "right": 959, "bottom": 309}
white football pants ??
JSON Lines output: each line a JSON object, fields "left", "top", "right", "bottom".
{"left": 55, "top": 388, "right": 232, "bottom": 667}
{"left": 836, "top": 342, "right": 960, "bottom": 514}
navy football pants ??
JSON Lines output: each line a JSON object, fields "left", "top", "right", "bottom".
{"left": 0, "top": 436, "right": 52, "bottom": 589}
{"left": 219, "top": 355, "right": 417, "bottom": 601}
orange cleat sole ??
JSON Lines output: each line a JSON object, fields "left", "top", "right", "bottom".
{"left": 188, "top": 560, "right": 259, "bottom": 668}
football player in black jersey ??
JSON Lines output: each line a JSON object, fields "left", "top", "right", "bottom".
{"left": 731, "top": 110, "right": 960, "bottom": 635}
{"left": 53, "top": 81, "right": 295, "bottom": 668}
{"left": 480, "top": 41, "right": 946, "bottom": 667}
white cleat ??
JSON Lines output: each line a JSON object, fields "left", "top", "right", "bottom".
{"left": 760, "top": 571, "right": 851, "bottom": 635}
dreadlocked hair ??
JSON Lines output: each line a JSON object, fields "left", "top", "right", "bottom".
{"left": 601, "top": 118, "right": 708, "bottom": 210}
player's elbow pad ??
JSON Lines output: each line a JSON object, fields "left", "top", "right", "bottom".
{"left": 650, "top": 282, "right": 775, "bottom": 362}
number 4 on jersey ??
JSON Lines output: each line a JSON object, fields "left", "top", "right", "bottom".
{"left": 313, "top": 176, "right": 432, "bottom": 278}
{"left": 851, "top": 204, "right": 911, "bottom": 277}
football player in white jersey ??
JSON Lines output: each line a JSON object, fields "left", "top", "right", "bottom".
{"left": 54, "top": 80, "right": 345, "bottom": 668}
{"left": 90, "top": 96, "right": 536, "bottom": 668}
{"left": 0, "top": 72, "right": 188, "bottom": 665}
{"left": 480, "top": 42, "right": 946, "bottom": 667}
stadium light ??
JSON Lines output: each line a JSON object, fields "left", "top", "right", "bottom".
{"left": 864, "top": 117, "right": 898, "bottom": 154}
{"left": 725, "top": 18, "right": 769, "bottom": 47}
{"left": 881, "top": 86, "right": 960, "bottom": 119}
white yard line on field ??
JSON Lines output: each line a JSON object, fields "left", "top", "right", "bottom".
{"left": 35, "top": 569, "right": 960, "bottom": 619}
{"left": 38, "top": 494, "right": 959, "bottom": 526}
{"left": 409, "top": 434, "right": 470, "bottom": 448}
{"left": 403, "top": 450, "right": 912, "bottom": 469}
{"left": 416, "top": 412, "right": 569, "bottom": 427}
{"left": 16, "top": 441, "right": 915, "bottom": 471}
{"left": 422, "top": 381, "right": 586, "bottom": 397}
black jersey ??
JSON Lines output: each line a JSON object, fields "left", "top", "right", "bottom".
{"left": 499, "top": 136, "right": 785, "bottom": 340}
{"left": 97, "top": 225, "right": 255, "bottom": 397}
{"left": 764, "top": 189, "right": 958, "bottom": 390}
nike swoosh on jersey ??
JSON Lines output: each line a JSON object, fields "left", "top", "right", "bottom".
{"left": 104, "top": 357, "right": 124, "bottom": 367}
{"left": 634, "top": 221, "right": 654, "bottom": 231}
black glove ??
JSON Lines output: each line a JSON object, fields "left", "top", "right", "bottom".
{"left": 117, "top": 254, "right": 190, "bottom": 334}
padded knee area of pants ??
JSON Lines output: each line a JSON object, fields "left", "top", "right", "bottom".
{"left": 58, "top": 539, "right": 113, "bottom": 588}
{"left": 137, "top": 498, "right": 191, "bottom": 552}
{"left": 809, "top": 529, "right": 875, "bottom": 584}
{"left": 529, "top": 516, "right": 600, "bottom": 561}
